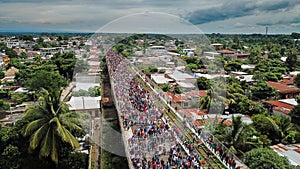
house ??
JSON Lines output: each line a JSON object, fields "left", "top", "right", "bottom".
{"left": 217, "top": 50, "right": 235, "bottom": 60}
{"left": 203, "top": 52, "right": 220, "bottom": 60}
{"left": 146, "top": 46, "right": 167, "bottom": 56}
{"left": 0, "top": 54, "right": 10, "bottom": 67}
{"left": 241, "top": 64, "right": 255, "bottom": 71}
{"left": 211, "top": 43, "right": 223, "bottom": 50}
{"left": 6, "top": 41, "right": 19, "bottom": 48}
{"left": 194, "top": 114, "right": 252, "bottom": 128}
{"left": 236, "top": 53, "right": 250, "bottom": 60}
{"left": 166, "top": 70, "right": 195, "bottom": 82}
{"left": 270, "top": 143, "right": 300, "bottom": 166}
{"left": 5, "top": 67, "right": 19, "bottom": 77}
{"left": 194, "top": 73, "right": 229, "bottom": 80}
{"left": 263, "top": 99, "right": 297, "bottom": 117}
{"left": 235, "top": 75, "right": 255, "bottom": 83}
{"left": 182, "top": 48, "right": 195, "bottom": 53}
{"left": 39, "top": 47, "right": 63, "bottom": 57}
{"left": 67, "top": 96, "right": 101, "bottom": 117}
{"left": 231, "top": 71, "right": 248, "bottom": 76}
{"left": 193, "top": 117, "right": 232, "bottom": 128}
{"left": 289, "top": 71, "right": 300, "bottom": 78}
{"left": 13, "top": 47, "right": 26, "bottom": 55}
{"left": 267, "top": 81, "right": 300, "bottom": 99}
{"left": 167, "top": 90, "right": 206, "bottom": 108}
{"left": 151, "top": 74, "right": 173, "bottom": 84}
{"left": 176, "top": 81, "right": 196, "bottom": 90}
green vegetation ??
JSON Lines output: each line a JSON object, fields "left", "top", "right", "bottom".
{"left": 1, "top": 32, "right": 300, "bottom": 168}
{"left": 250, "top": 81, "right": 277, "bottom": 100}
{"left": 0, "top": 99, "right": 10, "bottom": 111}
{"left": 22, "top": 89, "right": 83, "bottom": 164}
{"left": 197, "top": 77, "right": 210, "bottom": 90}
{"left": 73, "top": 86, "right": 101, "bottom": 97}
{"left": 244, "top": 148, "right": 296, "bottom": 169}
{"left": 290, "top": 97, "right": 300, "bottom": 125}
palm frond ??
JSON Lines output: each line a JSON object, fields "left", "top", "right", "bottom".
{"left": 61, "top": 127, "right": 80, "bottom": 148}
{"left": 24, "top": 118, "right": 48, "bottom": 137}
{"left": 22, "top": 88, "right": 83, "bottom": 164}
{"left": 54, "top": 117, "right": 80, "bottom": 148}
{"left": 29, "top": 123, "right": 49, "bottom": 150}
{"left": 233, "top": 126, "right": 245, "bottom": 144}
{"left": 51, "top": 132, "right": 58, "bottom": 164}
{"left": 265, "top": 116, "right": 281, "bottom": 135}
{"left": 39, "top": 127, "right": 52, "bottom": 158}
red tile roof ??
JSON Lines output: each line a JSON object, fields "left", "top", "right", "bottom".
{"left": 186, "top": 90, "right": 207, "bottom": 97}
{"left": 264, "top": 100, "right": 294, "bottom": 109}
{"left": 264, "top": 100, "right": 294, "bottom": 115}
{"left": 280, "top": 79, "right": 294, "bottom": 85}
{"left": 167, "top": 90, "right": 207, "bottom": 103}
{"left": 166, "top": 92, "right": 182, "bottom": 103}
{"left": 295, "top": 148, "right": 300, "bottom": 154}
{"left": 267, "top": 81, "right": 300, "bottom": 94}
{"left": 181, "top": 108, "right": 207, "bottom": 117}
{"left": 217, "top": 50, "right": 235, "bottom": 54}
{"left": 193, "top": 117, "right": 232, "bottom": 127}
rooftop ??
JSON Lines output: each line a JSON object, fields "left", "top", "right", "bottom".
{"left": 264, "top": 100, "right": 294, "bottom": 109}
{"left": 279, "top": 98, "right": 298, "bottom": 106}
{"left": 235, "top": 75, "right": 254, "bottom": 82}
{"left": 217, "top": 49, "right": 235, "bottom": 54}
{"left": 193, "top": 117, "right": 232, "bottom": 127}
{"left": 271, "top": 143, "right": 300, "bottom": 166}
{"left": 177, "top": 81, "right": 196, "bottom": 88}
{"left": 151, "top": 74, "right": 172, "bottom": 84}
{"left": 167, "top": 70, "right": 194, "bottom": 81}
{"left": 241, "top": 64, "right": 256, "bottom": 69}
{"left": 167, "top": 90, "right": 207, "bottom": 103}
{"left": 5, "top": 67, "right": 19, "bottom": 77}
{"left": 67, "top": 96, "right": 101, "bottom": 110}
{"left": 267, "top": 81, "right": 300, "bottom": 94}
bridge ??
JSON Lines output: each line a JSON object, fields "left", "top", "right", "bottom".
{"left": 104, "top": 47, "right": 248, "bottom": 169}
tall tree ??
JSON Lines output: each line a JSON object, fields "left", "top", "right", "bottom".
{"left": 244, "top": 148, "right": 294, "bottom": 169}
{"left": 23, "top": 70, "right": 67, "bottom": 96}
{"left": 286, "top": 49, "right": 298, "bottom": 71}
{"left": 199, "top": 79, "right": 226, "bottom": 114}
{"left": 0, "top": 99, "right": 10, "bottom": 111}
{"left": 217, "top": 115, "right": 259, "bottom": 155}
{"left": 197, "top": 77, "right": 210, "bottom": 90}
{"left": 22, "top": 89, "right": 82, "bottom": 164}
{"left": 250, "top": 81, "right": 277, "bottom": 100}
{"left": 290, "top": 96, "right": 300, "bottom": 125}
{"left": 294, "top": 74, "right": 300, "bottom": 88}
{"left": 51, "top": 52, "right": 76, "bottom": 80}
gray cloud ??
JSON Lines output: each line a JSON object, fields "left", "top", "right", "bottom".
{"left": 187, "top": 0, "right": 298, "bottom": 25}
{"left": 0, "top": 0, "right": 299, "bottom": 33}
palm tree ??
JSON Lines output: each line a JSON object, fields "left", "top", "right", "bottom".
{"left": 263, "top": 115, "right": 294, "bottom": 144}
{"left": 218, "top": 115, "right": 259, "bottom": 156}
{"left": 22, "top": 89, "right": 82, "bottom": 164}
{"left": 199, "top": 81, "right": 227, "bottom": 114}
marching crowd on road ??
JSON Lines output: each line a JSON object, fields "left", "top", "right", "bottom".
{"left": 106, "top": 49, "right": 240, "bottom": 169}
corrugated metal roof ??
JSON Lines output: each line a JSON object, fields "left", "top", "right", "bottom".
{"left": 68, "top": 96, "right": 101, "bottom": 110}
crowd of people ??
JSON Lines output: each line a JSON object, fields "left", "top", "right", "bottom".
{"left": 105, "top": 49, "right": 241, "bottom": 169}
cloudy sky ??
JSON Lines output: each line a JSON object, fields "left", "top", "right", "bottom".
{"left": 0, "top": 0, "right": 299, "bottom": 34}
